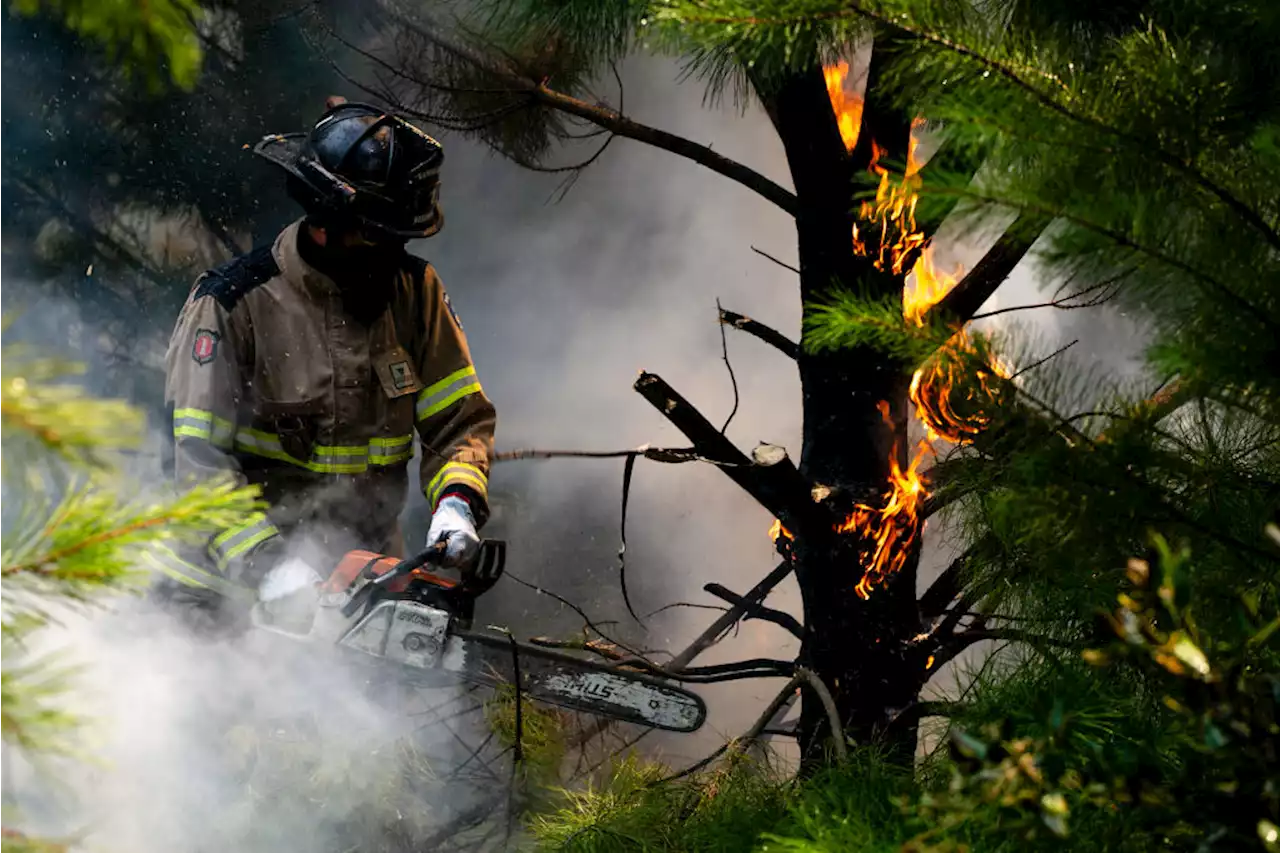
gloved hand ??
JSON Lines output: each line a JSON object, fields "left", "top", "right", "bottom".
{"left": 426, "top": 495, "right": 480, "bottom": 569}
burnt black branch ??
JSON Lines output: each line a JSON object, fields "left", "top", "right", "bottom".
{"left": 719, "top": 308, "right": 801, "bottom": 360}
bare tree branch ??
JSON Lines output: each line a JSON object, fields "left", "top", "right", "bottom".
{"left": 796, "top": 666, "right": 849, "bottom": 763}
{"left": 1009, "top": 339, "right": 1079, "bottom": 381}
{"left": 885, "top": 699, "right": 964, "bottom": 736}
{"left": 668, "top": 561, "right": 796, "bottom": 671}
{"left": 370, "top": 5, "right": 799, "bottom": 215}
{"left": 918, "top": 540, "right": 983, "bottom": 619}
{"left": 704, "top": 582, "right": 804, "bottom": 639}
{"left": 924, "top": 213, "right": 1051, "bottom": 328}
{"left": 493, "top": 445, "right": 703, "bottom": 463}
{"left": 716, "top": 298, "right": 742, "bottom": 433}
{"left": 750, "top": 244, "right": 800, "bottom": 274}
{"left": 634, "top": 372, "right": 823, "bottom": 533}
{"left": 652, "top": 674, "right": 803, "bottom": 785}
{"left": 719, "top": 308, "right": 800, "bottom": 360}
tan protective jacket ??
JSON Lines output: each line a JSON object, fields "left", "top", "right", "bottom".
{"left": 155, "top": 219, "right": 495, "bottom": 594}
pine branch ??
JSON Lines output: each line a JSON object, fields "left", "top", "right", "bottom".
{"left": 373, "top": 6, "right": 799, "bottom": 215}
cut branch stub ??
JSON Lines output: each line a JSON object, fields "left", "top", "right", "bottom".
{"left": 633, "top": 372, "right": 825, "bottom": 534}
{"left": 719, "top": 309, "right": 800, "bottom": 360}
{"left": 752, "top": 443, "right": 791, "bottom": 467}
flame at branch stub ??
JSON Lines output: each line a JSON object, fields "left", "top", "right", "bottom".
{"left": 766, "top": 67, "right": 1011, "bottom": 599}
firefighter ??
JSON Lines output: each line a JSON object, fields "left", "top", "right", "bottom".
{"left": 151, "top": 101, "right": 495, "bottom": 630}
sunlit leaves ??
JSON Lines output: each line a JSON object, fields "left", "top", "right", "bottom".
{"left": 10, "top": 0, "right": 205, "bottom": 90}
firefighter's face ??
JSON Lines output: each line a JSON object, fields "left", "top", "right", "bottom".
{"left": 338, "top": 225, "right": 404, "bottom": 250}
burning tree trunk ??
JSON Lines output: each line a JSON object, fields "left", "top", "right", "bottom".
{"left": 351, "top": 11, "right": 1048, "bottom": 770}
{"left": 765, "top": 51, "right": 928, "bottom": 764}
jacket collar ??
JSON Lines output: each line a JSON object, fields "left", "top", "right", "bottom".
{"left": 273, "top": 218, "right": 342, "bottom": 297}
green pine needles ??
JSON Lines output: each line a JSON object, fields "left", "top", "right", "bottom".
{"left": 0, "top": 332, "right": 260, "bottom": 848}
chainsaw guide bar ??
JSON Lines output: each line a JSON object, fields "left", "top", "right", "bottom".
{"left": 251, "top": 542, "right": 707, "bottom": 734}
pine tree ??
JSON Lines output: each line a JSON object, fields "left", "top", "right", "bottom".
{"left": 513, "top": 0, "right": 1280, "bottom": 846}
{"left": 312, "top": 0, "right": 1244, "bottom": 764}
{"left": 0, "top": 335, "right": 260, "bottom": 850}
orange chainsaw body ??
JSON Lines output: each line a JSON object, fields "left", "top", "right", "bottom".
{"left": 323, "top": 549, "right": 459, "bottom": 597}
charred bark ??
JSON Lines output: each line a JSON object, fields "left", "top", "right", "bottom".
{"left": 756, "top": 30, "right": 931, "bottom": 769}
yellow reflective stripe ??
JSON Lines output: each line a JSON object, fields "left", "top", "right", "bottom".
{"left": 210, "top": 513, "right": 279, "bottom": 571}
{"left": 173, "top": 408, "right": 234, "bottom": 448}
{"left": 416, "top": 367, "right": 481, "bottom": 421}
{"left": 231, "top": 430, "right": 415, "bottom": 473}
{"left": 233, "top": 431, "right": 367, "bottom": 474}
{"left": 369, "top": 434, "right": 414, "bottom": 464}
{"left": 425, "top": 461, "right": 489, "bottom": 506}
{"left": 142, "top": 545, "right": 255, "bottom": 602}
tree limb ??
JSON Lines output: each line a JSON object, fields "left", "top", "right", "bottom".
{"left": 924, "top": 213, "right": 1050, "bottom": 327}
{"left": 633, "top": 372, "right": 823, "bottom": 533}
{"left": 885, "top": 699, "right": 964, "bottom": 737}
{"left": 750, "top": 245, "right": 800, "bottom": 274}
{"left": 918, "top": 540, "right": 983, "bottom": 619}
{"left": 703, "top": 582, "right": 804, "bottom": 639}
{"left": 652, "top": 675, "right": 803, "bottom": 785}
{"left": 719, "top": 308, "right": 800, "bottom": 360}
{"left": 667, "top": 560, "right": 795, "bottom": 671}
{"left": 375, "top": 6, "right": 799, "bottom": 215}
{"left": 796, "top": 666, "right": 849, "bottom": 763}
{"left": 931, "top": 626, "right": 1070, "bottom": 673}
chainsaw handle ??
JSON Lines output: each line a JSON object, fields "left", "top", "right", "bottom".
{"left": 339, "top": 541, "right": 447, "bottom": 618}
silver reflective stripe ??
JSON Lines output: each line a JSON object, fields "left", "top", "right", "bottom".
{"left": 143, "top": 545, "right": 255, "bottom": 603}
{"left": 416, "top": 367, "right": 481, "bottom": 421}
{"left": 210, "top": 515, "right": 279, "bottom": 571}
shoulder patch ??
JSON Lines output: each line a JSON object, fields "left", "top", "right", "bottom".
{"left": 441, "top": 289, "right": 464, "bottom": 331}
{"left": 191, "top": 328, "right": 220, "bottom": 365}
{"left": 192, "top": 244, "right": 280, "bottom": 312}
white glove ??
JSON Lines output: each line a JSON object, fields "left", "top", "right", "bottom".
{"left": 426, "top": 496, "right": 480, "bottom": 568}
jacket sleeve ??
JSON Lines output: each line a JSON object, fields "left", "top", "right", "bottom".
{"left": 163, "top": 284, "right": 281, "bottom": 583}
{"left": 411, "top": 264, "right": 497, "bottom": 527}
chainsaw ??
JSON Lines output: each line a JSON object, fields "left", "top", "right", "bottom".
{"left": 248, "top": 539, "right": 707, "bottom": 734}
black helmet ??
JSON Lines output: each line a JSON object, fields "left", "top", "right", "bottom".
{"left": 253, "top": 102, "right": 445, "bottom": 239}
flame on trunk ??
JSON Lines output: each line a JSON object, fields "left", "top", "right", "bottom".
{"left": 772, "top": 72, "right": 1011, "bottom": 598}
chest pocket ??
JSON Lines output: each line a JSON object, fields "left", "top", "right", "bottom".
{"left": 372, "top": 346, "right": 421, "bottom": 461}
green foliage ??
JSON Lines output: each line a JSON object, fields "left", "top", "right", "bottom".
{"left": 801, "top": 290, "right": 954, "bottom": 363}
{"left": 485, "top": 682, "right": 570, "bottom": 793}
{"left": 0, "top": 334, "right": 259, "bottom": 843}
{"left": 530, "top": 749, "right": 914, "bottom": 853}
{"left": 10, "top": 0, "right": 205, "bottom": 90}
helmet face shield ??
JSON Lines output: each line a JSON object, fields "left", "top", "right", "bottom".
{"left": 254, "top": 103, "right": 446, "bottom": 239}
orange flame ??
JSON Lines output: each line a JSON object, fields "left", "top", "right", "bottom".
{"left": 790, "top": 91, "right": 1011, "bottom": 599}
{"left": 769, "top": 518, "right": 793, "bottom": 543}
{"left": 823, "top": 61, "right": 863, "bottom": 152}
